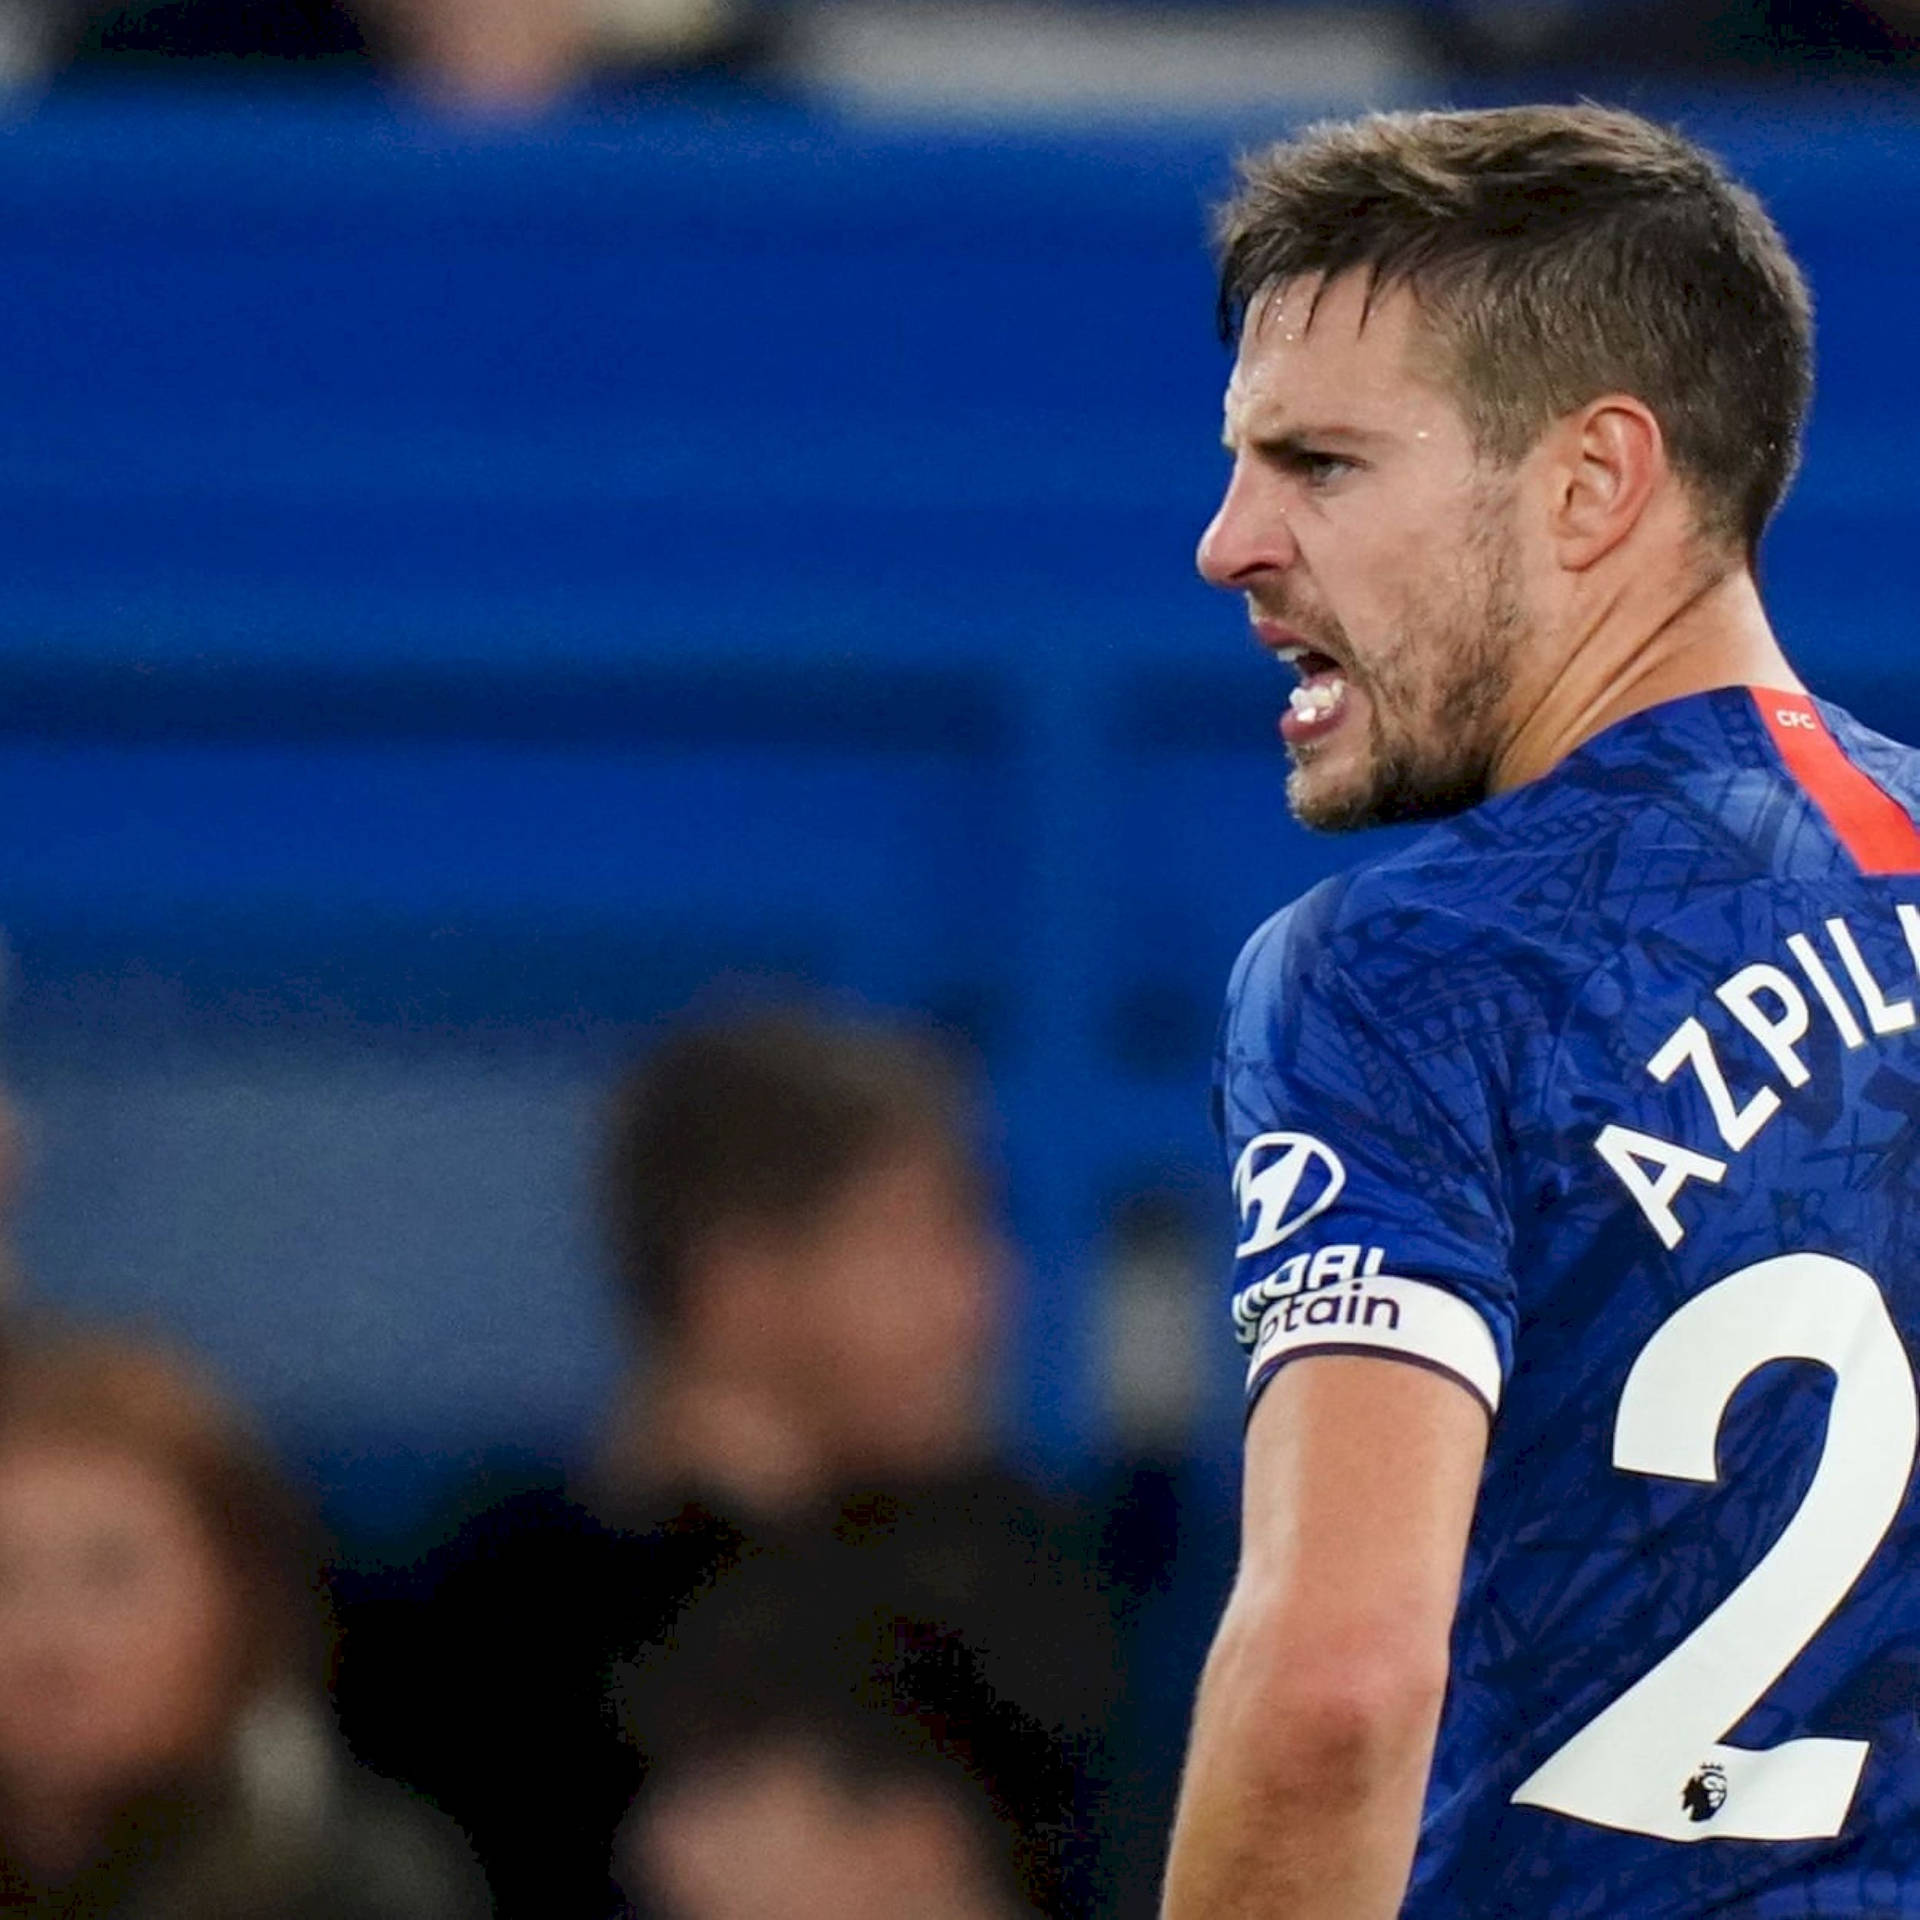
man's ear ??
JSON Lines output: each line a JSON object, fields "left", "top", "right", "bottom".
{"left": 1546, "top": 395, "right": 1665, "bottom": 570}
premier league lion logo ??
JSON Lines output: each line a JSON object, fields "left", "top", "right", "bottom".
{"left": 1681, "top": 1763, "right": 1728, "bottom": 1823}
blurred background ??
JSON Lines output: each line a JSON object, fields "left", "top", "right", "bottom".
{"left": 1, "top": 1, "right": 1919, "bottom": 1911}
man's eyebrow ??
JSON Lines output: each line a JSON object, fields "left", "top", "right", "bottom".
{"left": 1221, "top": 422, "right": 1394, "bottom": 455}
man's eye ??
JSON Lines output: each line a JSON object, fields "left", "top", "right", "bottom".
{"left": 1294, "top": 451, "right": 1353, "bottom": 486}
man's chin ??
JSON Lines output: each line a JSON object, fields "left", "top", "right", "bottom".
{"left": 1286, "top": 754, "right": 1382, "bottom": 834}
{"left": 1286, "top": 752, "right": 1488, "bottom": 833}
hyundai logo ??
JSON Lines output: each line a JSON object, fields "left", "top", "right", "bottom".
{"left": 1232, "top": 1131, "right": 1346, "bottom": 1258}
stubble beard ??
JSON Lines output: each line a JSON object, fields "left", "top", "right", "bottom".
{"left": 1287, "top": 503, "right": 1527, "bottom": 834}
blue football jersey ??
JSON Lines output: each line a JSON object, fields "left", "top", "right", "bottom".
{"left": 1216, "top": 686, "right": 1920, "bottom": 1917}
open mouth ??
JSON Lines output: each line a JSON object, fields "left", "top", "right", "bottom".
{"left": 1275, "top": 644, "right": 1352, "bottom": 741}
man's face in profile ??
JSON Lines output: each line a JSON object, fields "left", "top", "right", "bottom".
{"left": 1198, "top": 273, "right": 1531, "bottom": 831}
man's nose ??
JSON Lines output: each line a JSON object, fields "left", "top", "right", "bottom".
{"left": 1196, "top": 465, "right": 1298, "bottom": 588}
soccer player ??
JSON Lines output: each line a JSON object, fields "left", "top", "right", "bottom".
{"left": 1160, "top": 106, "right": 1920, "bottom": 1917}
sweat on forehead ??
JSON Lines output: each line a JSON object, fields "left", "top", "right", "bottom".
{"left": 1226, "top": 276, "right": 1456, "bottom": 426}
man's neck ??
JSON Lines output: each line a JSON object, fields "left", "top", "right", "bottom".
{"left": 1492, "top": 560, "right": 1802, "bottom": 795}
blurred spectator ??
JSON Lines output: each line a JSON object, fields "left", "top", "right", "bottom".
{"left": 335, "top": 1007, "right": 1120, "bottom": 1919}
{"left": 0, "top": 1327, "right": 489, "bottom": 1920}
{"left": 377, "top": 0, "right": 772, "bottom": 113}
{"left": 373, "top": 0, "right": 593, "bottom": 111}
{"left": 45, "top": 0, "right": 776, "bottom": 112}
{"left": 593, "top": 1005, "right": 1002, "bottom": 1510}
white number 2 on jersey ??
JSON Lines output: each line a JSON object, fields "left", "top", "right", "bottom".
{"left": 1510, "top": 1254, "right": 1918, "bottom": 1842}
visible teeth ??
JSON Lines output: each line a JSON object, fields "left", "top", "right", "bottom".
{"left": 1289, "top": 677, "right": 1346, "bottom": 720}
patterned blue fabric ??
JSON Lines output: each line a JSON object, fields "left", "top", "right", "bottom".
{"left": 1216, "top": 687, "right": 1920, "bottom": 1916}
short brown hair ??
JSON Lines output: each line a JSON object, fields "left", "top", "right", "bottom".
{"left": 1215, "top": 105, "right": 1813, "bottom": 552}
{"left": 604, "top": 1007, "right": 976, "bottom": 1335}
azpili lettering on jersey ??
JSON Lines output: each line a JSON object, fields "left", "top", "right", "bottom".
{"left": 1598, "top": 902, "right": 1920, "bottom": 1247}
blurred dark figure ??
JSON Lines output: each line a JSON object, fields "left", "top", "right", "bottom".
{"left": 63, "top": 0, "right": 366, "bottom": 71}
{"left": 1430, "top": 0, "right": 1920, "bottom": 78}
{"left": 0, "top": 1328, "right": 489, "bottom": 1920}
{"left": 335, "top": 1008, "right": 1119, "bottom": 1920}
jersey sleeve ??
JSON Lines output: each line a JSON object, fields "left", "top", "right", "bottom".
{"left": 1216, "top": 892, "right": 1519, "bottom": 1420}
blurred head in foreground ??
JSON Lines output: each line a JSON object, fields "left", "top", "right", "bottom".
{"left": 1199, "top": 105, "right": 1812, "bottom": 834}
{"left": 624, "top": 1722, "right": 1031, "bottom": 1920}
{"left": 0, "top": 1334, "right": 318, "bottom": 1796}
{"left": 617, "top": 1571, "right": 1033, "bottom": 1920}
{"left": 0, "top": 1332, "right": 323, "bottom": 1885}
{"left": 601, "top": 1006, "right": 1005, "bottom": 1512}
{"left": 0, "top": 1330, "right": 488, "bottom": 1917}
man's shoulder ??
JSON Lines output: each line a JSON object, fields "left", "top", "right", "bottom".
{"left": 1226, "top": 817, "right": 1600, "bottom": 1044}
